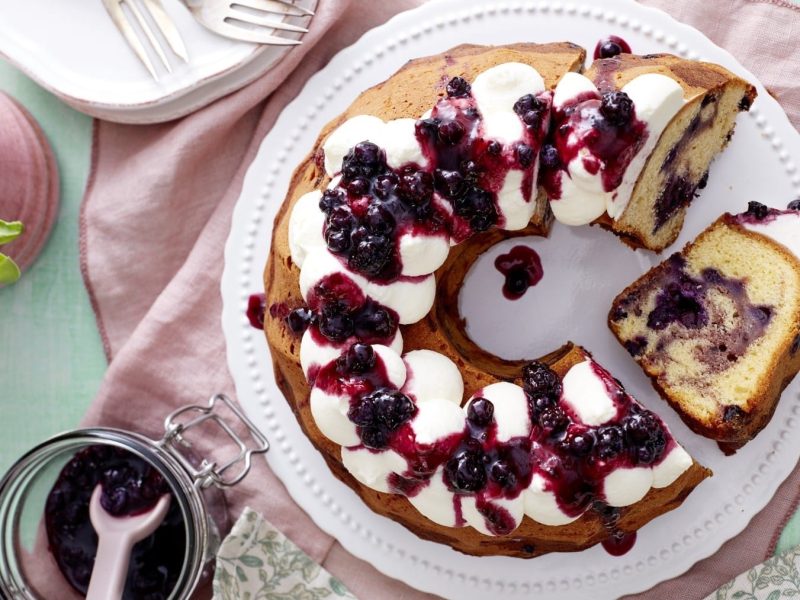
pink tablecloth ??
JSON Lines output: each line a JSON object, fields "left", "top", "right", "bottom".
{"left": 78, "top": 1, "right": 800, "bottom": 597}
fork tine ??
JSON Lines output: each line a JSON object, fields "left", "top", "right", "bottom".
{"left": 142, "top": 0, "right": 189, "bottom": 62}
{"left": 202, "top": 19, "right": 302, "bottom": 45}
{"left": 101, "top": 0, "right": 159, "bottom": 79}
{"left": 226, "top": 8, "right": 309, "bottom": 33}
{"left": 231, "top": 0, "right": 314, "bottom": 18}
{"left": 125, "top": 0, "right": 172, "bottom": 73}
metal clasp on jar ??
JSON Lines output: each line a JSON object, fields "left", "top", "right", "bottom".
{"left": 159, "top": 394, "right": 269, "bottom": 489}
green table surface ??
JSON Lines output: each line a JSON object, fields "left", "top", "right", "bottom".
{"left": 1, "top": 58, "right": 800, "bottom": 563}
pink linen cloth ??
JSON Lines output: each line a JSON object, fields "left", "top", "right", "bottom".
{"left": 78, "top": 1, "right": 800, "bottom": 598}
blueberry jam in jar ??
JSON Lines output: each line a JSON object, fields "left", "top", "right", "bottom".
{"left": 45, "top": 445, "right": 184, "bottom": 599}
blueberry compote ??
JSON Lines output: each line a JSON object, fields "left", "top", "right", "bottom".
{"left": 494, "top": 245, "right": 544, "bottom": 300}
{"left": 540, "top": 88, "right": 648, "bottom": 200}
{"left": 593, "top": 35, "right": 632, "bottom": 60}
{"left": 45, "top": 445, "right": 184, "bottom": 599}
{"left": 247, "top": 293, "right": 267, "bottom": 329}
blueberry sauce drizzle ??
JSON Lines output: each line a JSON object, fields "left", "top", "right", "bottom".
{"left": 45, "top": 446, "right": 184, "bottom": 599}
{"left": 494, "top": 245, "right": 544, "bottom": 300}
{"left": 247, "top": 293, "right": 267, "bottom": 329}
{"left": 613, "top": 254, "right": 774, "bottom": 371}
{"left": 733, "top": 200, "right": 800, "bottom": 225}
{"left": 334, "top": 350, "right": 674, "bottom": 549}
{"left": 593, "top": 36, "right": 632, "bottom": 60}
{"left": 540, "top": 87, "right": 648, "bottom": 201}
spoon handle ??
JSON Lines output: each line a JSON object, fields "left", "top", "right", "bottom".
{"left": 86, "top": 532, "right": 135, "bottom": 600}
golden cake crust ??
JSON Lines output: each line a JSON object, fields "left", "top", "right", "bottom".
{"left": 264, "top": 43, "right": 710, "bottom": 557}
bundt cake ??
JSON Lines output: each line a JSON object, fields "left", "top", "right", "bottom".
{"left": 540, "top": 53, "right": 756, "bottom": 252}
{"left": 609, "top": 201, "right": 800, "bottom": 453}
{"left": 263, "top": 43, "right": 710, "bottom": 557}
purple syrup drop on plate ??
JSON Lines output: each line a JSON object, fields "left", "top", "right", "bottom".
{"left": 246, "top": 293, "right": 267, "bottom": 329}
{"left": 601, "top": 531, "right": 637, "bottom": 556}
{"left": 494, "top": 245, "right": 544, "bottom": 300}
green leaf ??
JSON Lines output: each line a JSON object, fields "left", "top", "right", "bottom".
{"left": 0, "top": 220, "right": 23, "bottom": 245}
{"left": 767, "top": 591, "right": 783, "bottom": 600}
{"left": 239, "top": 554, "right": 264, "bottom": 568}
{"left": 236, "top": 565, "right": 248, "bottom": 582}
{"left": 0, "top": 254, "right": 21, "bottom": 284}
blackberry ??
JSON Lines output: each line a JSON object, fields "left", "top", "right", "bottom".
{"left": 319, "top": 189, "right": 345, "bottom": 214}
{"left": 539, "top": 144, "right": 561, "bottom": 170}
{"left": 599, "top": 91, "right": 634, "bottom": 127}
{"left": 437, "top": 120, "right": 466, "bottom": 145}
{"left": 595, "top": 425, "right": 625, "bottom": 460}
{"left": 348, "top": 388, "right": 416, "bottom": 449}
{"left": 348, "top": 228, "right": 394, "bottom": 277}
{"left": 337, "top": 343, "right": 376, "bottom": 375}
{"left": 318, "top": 310, "right": 354, "bottom": 342}
{"left": 522, "top": 361, "right": 562, "bottom": 401}
{"left": 365, "top": 203, "right": 395, "bottom": 234}
{"left": 398, "top": 169, "right": 434, "bottom": 205}
{"left": 745, "top": 201, "right": 770, "bottom": 220}
{"left": 538, "top": 406, "right": 569, "bottom": 432}
{"left": 446, "top": 76, "right": 471, "bottom": 98}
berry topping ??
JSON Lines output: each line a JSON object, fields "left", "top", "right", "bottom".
{"left": 515, "top": 143, "right": 535, "bottom": 168}
{"left": 318, "top": 309, "right": 354, "bottom": 342}
{"left": 622, "top": 410, "right": 667, "bottom": 464}
{"left": 319, "top": 189, "right": 345, "bottom": 214}
{"left": 286, "top": 307, "right": 314, "bottom": 334}
{"left": 337, "top": 343, "right": 375, "bottom": 375}
{"left": 444, "top": 446, "right": 487, "bottom": 492}
{"left": 599, "top": 91, "right": 634, "bottom": 126}
{"left": 522, "top": 361, "right": 562, "bottom": 403}
{"left": 467, "top": 397, "right": 494, "bottom": 427}
{"left": 513, "top": 94, "right": 547, "bottom": 130}
{"left": 398, "top": 169, "right": 434, "bottom": 205}
{"left": 453, "top": 186, "right": 498, "bottom": 232}
{"left": 744, "top": 200, "right": 770, "bottom": 220}
{"left": 595, "top": 425, "right": 625, "bottom": 460}
{"left": 593, "top": 35, "right": 631, "bottom": 60}
{"left": 434, "top": 169, "right": 466, "bottom": 199}
{"left": 538, "top": 406, "right": 569, "bottom": 432}
{"left": 562, "top": 430, "right": 595, "bottom": 457}
{"left": 539, "top": 144, "right": 560, "bottom": 170}
{"left": 348, "top": 388, "right": 416, "bottom": 449}
{"left": 246, "top": 293, "right": 267, "bottom": 330}
{"left": 348, "top": 227, "right": 394, "bottom": 277}
{"left": 446, "top": 76, "right": 471, "bottom": 98}
{"left": 438, "top": 120, "right": 466, "bottom": 145}
{"left": 788, "top": 198, "right": 800, "bottom": 211}
{"left": 489, "top": 460, "right": 517, "bottom": 488}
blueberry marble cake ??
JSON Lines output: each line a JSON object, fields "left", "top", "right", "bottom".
{"left": 609, "top": 201, "right": 800, "bottom": 452}
{"left": 263, "top": 43, "right": 709, "bottom": 557}
{"left": 541, "top": 53, "right": 756, "bottom": 252}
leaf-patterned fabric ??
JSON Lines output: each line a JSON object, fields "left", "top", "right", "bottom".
{"left": 213, "top": 508, "right": 357, "bottom": 600}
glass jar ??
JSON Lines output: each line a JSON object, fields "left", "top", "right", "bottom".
{"left": 0, "top": 394, "right": 269, "bottom": 599}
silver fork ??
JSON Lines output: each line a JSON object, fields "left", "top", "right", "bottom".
{"left": 102, "top": 0, "right": 189, "bottom": 79}
{"left": 182, "top": 0, "right": 314, "bottom": 46}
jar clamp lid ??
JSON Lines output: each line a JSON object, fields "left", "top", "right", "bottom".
{"left": 0, "top": 393, "right": 269, "bottom": 599}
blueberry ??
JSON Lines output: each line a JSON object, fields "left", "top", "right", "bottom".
{"left": 347, "top": 177, "right": 370, "bottom": 196}
{"left": 516, "top": 143, "right": 535, "bottom": 168}
{"left": 522, "top": 361, "right": 562, "bottom": 401}
{"left": 788, "top": 198, "right": 800, "bottom": 211}
{"left": 318, "top": 311, "right": 354, "bottom": 341}
{"left": 348, "top": 229, "right": 394, "bottom": 277}
{"left": 722, "top": 405, "right": 746, "bottom": 423}
{"left": 446, "top": 76, "right": 471, "bottom": 98}
{"left": 434, "top": 169, "right": 466, "bottom": 199}
{"left": 597, "top": 40, "right": 624, "bottom": 58}
{"left": 353, "top": 141, "right": 382, "bottom": 168}
{"left": 374, "top": 173, "right": 398, "bottom": 199}
{"left": 348, "top": 388, "right": 415, "bottom": 449}
{"left": 354, "top": 302, "right": 396, "bottom": 340}
{"left": 540, "top": 144, "right": 561, "bottom": 170}
{"left": 325, "top": 228, "right": 351, "bottom": 253}
{"left": 328, "top": 205, "right": 356, "bottom": 231}
{"left": 487, "top": 141, "right": 503, "bottom": 156}
{"left": 365, "top": 203, "right": 395, "bottom": 234}
{"left": 416, "top": 117, "right": 441, "bottom": 140}
{"left": 467, "top": 397, "right": 494, "bottom": 427}
{"left": 398, "top": 170, "right": 434, "bottom": 205}
{"left": 599, "top": 91, "right": 634, "bottom": 127}
{"left": 563, "top": 431, "right": 595, "bottom": 456}
{"left": 745, "top": 201, "right": 770, "bottom": 220}
{"left": 595, "top": 425, "right": 625, "bottom": 459}
{"left": 538, "top": 406, "right": 569, "bottom": 432}
{"left": 319, "top": 189, "right": 345, "bottom": 214}
{"left": 453, "top": 187, "right": 497, "bottom": 232}
{"left": 444, "top": 448, "right": 487, "bottom": 492}
{"left": 337, "top": 343, "right": 375, "bottom": 375}
{"left": 489, "top": 461, "right": 516, "bottom": 488}
{"left": 513, "top": 94, "right": 545, "bottom": 117}
{"left": 286, "top": 307, "right": 314, "bottom": 334}
{"left": 438, "top": 120, "right": 465, "bottom": 145}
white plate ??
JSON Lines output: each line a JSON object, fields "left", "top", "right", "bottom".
{"left": 221, "top": 1, "right": 800, "bottom": 598}
{"left": 0, "top": 0, "right": 314, "bottom": 124}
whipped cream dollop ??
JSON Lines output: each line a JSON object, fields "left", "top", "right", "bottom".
{"left": 545, "top": 72, "right": 686, "bottom": 226}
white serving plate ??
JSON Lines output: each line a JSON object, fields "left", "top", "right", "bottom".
{"left": 0, "top": 0, "right": 314, "bottom": 124}
{"left": 221, "top": 1, "right": 800, "bottom": 598}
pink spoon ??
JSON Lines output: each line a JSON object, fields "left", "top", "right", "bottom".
{"left": 86, "top": 484, "right": 171, "bottom": 600}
